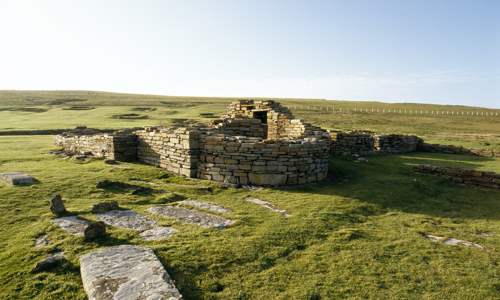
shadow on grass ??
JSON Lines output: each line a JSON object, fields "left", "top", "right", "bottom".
{"left": 282, "top": 152, "right": 499, "bottom": 221}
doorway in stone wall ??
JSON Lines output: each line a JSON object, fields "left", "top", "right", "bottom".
{"left": 253, "top": 111, "right": 268, "bottom": 139}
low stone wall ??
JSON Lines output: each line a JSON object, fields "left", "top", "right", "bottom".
{"left": 54, "top": 129, "right": 136, "bottom": 161}
{"left": 328, "top": 131, "right": 422, "bottom": 156}
{"left": 135, "top": 127, "right": 200, "bottom": 177}
{"left": 375, "top": 134, "right": 422, "bottom": 154}
{"left": 329, "top": 131, "right": 375, "bottom": 156}
{"left": 418, "top": 143, "right": 500, "bottom": 158}
{"left": 198, "top": 134, "right": 330, "bottom": 186}
{"left": 413, "top": 164, "right": 500, "bottom": 190}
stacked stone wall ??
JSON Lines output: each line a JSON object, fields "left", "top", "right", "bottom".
{"left": 210, "top": 118, "right": 264, "bottom": 138}
{"left": 198, "top": 133, "right": 330, "bottom": 186}
{"left": 54, "top": 130, "right": 136, "bottom": 161}
{"left": 418, "top": 143, "right": 499, "bottom": 158}
{"left": 135, "top": 127, "right": 200, "bottom": 177}
{"left": 328, "top": 131, "right": 422, "bottom": 156}
{"left": 413, "top": 164, "right": 500, "bottom": 191}
{"left": 375, "top": 134, "right": 423, "bottom": 154}
{"left": 329, "top": 131, "right": 375, "bottom": 156}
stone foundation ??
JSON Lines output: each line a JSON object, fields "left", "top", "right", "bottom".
{"left": 413, "top": 164, "right": 500, "bottom": 190}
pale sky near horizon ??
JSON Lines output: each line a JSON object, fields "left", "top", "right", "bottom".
{"left": 0, "top": 0, "right": 499, "bottom": 108}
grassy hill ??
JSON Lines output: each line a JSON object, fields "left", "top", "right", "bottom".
{"left": 0, "top": 90, "right": 498, "bottom": 299}
{"left": 1, "top": 90, "right": 499, "bottom": 150}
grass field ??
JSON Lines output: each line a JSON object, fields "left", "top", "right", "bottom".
{"left": 0, "top": 91, "right": 499, "bottom": 299}
{"left": 1, "top": 90, "right": 499, "bottom": 150}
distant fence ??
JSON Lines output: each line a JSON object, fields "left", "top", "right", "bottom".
{"left": 285, "top": 105, "right": 499, "bottom": 117}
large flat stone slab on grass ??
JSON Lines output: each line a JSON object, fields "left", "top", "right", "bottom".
{"left": 50, "top": 216, "right": 89, "bottom": 236}
{"left": 422, "top": 234, "right": 492, "bottom": 252}
{"left": 80, "top": 245, "right": 182, "bottom": 300}
{"left": 148, "top": 206, "right": 234, "bottom": 230}
{"left": 95, "top": 209, "right": 158, "bottom": 231}
{"left": 139, "top": 226, "right": 179, "bottom": 241}
{"left": 0, "top": 172, "right": 35, "bottom": 185}
{"left": 179, "top": 200, "right": 233, "bottom": 214}
{"left": 243, "top": 196, "right": 292, "bottom": 217}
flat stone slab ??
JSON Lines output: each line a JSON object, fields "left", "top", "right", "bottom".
{"left": 50, "top": 216, "right": 89, "bottom": 236}
{"left": 139, "top": 226, "right": 179, "bottom": 241}
{"left": 130, "top": 180, "right": 160, "bottom": 186}
{"left": 95, "top": 210, "right": 158, "bottom": 231}
{"left": 0, "top": 172, "right": 35, "bottom": 185}
{"left": 422, "top": 234, "right": 492, "bottom": 252}
{"left": 34, "top": 234, "right": 52, "bottom": 247}
{"left": 80, "top": 245, "right": 182, "bottom": 300}
{"left": 109, "top": 164, "right": 131, "bottom": 169}
{"left": 243, "top": 196, "right": 292, "bottom": 217}
{"left": 172, "top": 184, "right": 212, "bottom": 191}
{"left": 148, "top": 206, "right": 234, "bottom": 230}
{"left": 179, "top": 200, "right": 233, "bottom": 214}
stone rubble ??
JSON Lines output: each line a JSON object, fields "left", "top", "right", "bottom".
{"left": 244, "top": 196, "right": 292, "bottom": 217}
{"left": 148, "top": 206, "right": 234, "bottom": 230}
{"left": 0, "top": 172, "right": 35, "bottom": 185}
{"left": 80, "top": 245, "right": 182, "bottom": 300}
{"left": 50, "top": 216, "right": 89, "bottom": 236}
{"left": 179, "top": 200, "right": 234, "bottom": 214}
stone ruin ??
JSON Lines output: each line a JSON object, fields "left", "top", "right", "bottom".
{"left": 55, "top": 100, "right": 331, "bottom": 186}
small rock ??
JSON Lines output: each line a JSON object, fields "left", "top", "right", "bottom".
{"left": 92, "top": 201, "right": 119, "bottom": 212}
{"left": 50, "top": 195, "right": 66, "bottom": 214}
{"left": 33, "top": 252, "right": 65, "bottom": 271}
{"left": 84, "top": 221, "right": 106, "bottom": 239}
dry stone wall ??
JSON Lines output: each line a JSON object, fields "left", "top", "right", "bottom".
{"left": 54, "top": 129, "right": 136, "bottom": 161}
{"left": 210, "top": 118, "right": 264, "bottom": 138}
{"left": 135, "top": 127, "right": 200, "bottom": 177}
{"left": 198, "top": 133, "right": 330, "bottom": 186}
{"left": 418, "top": 143, "right": 500, "bottom": 158}
{"left": 328, "top": 131, "right": 422, "bottom": 156}
{"left": 374, "top": 134, "right": 422, "bottom": 153}
{"left": 413, "top": 164, "right": 500, "bottom": 191}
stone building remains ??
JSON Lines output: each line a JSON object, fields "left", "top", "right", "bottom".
{"left": 55, "top": 100, "right": 331, "bottom": 186}
{"left": 55, "top": 100, "right": 496, "bottom": 187}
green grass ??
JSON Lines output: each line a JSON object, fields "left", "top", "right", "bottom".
{"left": 0, "top": 91, "right": 499, "bottom": 299}
{"left": 1, "top": 90, "right": 499, "bottom": 149}
{"left": 0, "top": 136, "right": 498, "bottom": 299}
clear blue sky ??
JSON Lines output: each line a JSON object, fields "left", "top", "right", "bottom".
{"left": 1, "top": 0, "right": 499, "bottom": 108}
